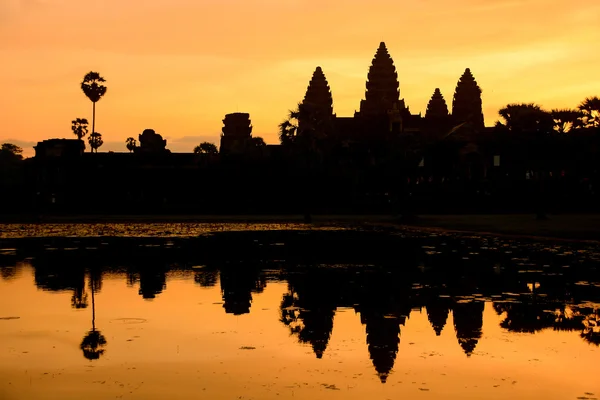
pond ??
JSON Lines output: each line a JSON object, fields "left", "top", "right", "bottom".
{"left": 0, "top": 224, "right": 599, "bottom": 399}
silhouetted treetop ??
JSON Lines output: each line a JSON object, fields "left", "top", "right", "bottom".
{"left": 81, "top": 72, "right": 107, "bottom": 103}
{"left": 498, "top": 103, "right": 553, "bottom": 135}
{"left": 80, "top": 329, "right": 107, "bottom": 360}
{"left": 88, "top": 132, "right": 103, "bottom": 153}
{"left": 302, "top": 66, "right": 334, "bottom": 116}
{"left": 194, "top": 142, "right": 218, "bottom": 154}
{"left": 0, "top": 143, "right": 23, "bottom": 162}
{"left": 250, "top": 136, "right": 266, "bottom": 147}
{"left": 425, "top": 88, "right": 449, "bottom": 119}
{"left": 578, "top": 96, "right": 600, "bottom": 127}
{"left": 452, "top": 68, "right": 484, "bottom": 129}
{"left": 138, "top": 129, "right": 168, "bottom": 153}
{"left": 551, "top": 108, "right": 583, "bottom": 133}
{"left": 126, "top": 137, "right": 137, "bottom": 153}
{"left": 71, "top": 118, "right": 89, "bottom": 140}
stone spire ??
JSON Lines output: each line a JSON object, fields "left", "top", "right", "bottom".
{"left": 425, "top": 88, "right": 449, "bottom": 119}
{"left": 359, "top": 42, "right": 400, "bottom": 117}
{"left": 452, "top": 68, "right": 484, "bottom": 129}
{"left": 302, "top": 66, "right": 334, "bottom": 116}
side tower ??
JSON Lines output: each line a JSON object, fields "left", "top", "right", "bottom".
{"left": 220, "top": 113, "right": 252, "bottom": 154}
{"left": 302, "top": 66, "right": 334, "bottom": 116}
{"left": 452, "top": 68, "right": 484, "bottom": 130}
{"left": 425, "top": 88, "right": 449, "bottom": 119}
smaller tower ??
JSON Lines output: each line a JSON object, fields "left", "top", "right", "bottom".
{"left": 302, "top": 66, "right": 334, "bottom": 116}
{"left": 220, "top": 113, "right": 253, "bottom": 154}
{"left": 452, "top": 68, "right": 484, "bottom": 130}
{"left": 425, "top": 88, "right": 449, "bottom": 119}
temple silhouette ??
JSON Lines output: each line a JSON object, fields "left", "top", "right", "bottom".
{"left": 1, "top": 41, "right": 599, "bottom": 216}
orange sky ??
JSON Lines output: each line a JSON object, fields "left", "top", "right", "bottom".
{"left": 1, "top": 0, "right": 600, "bottom": 155}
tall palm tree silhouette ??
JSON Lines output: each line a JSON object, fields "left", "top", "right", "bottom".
{"left": 81, "top": 72, "right": 107, "bottom": 143}
{"left": 80, "top": 273, "right": 107, "bottom": 360}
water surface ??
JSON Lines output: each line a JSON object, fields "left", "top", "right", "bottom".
{"left": 1, "top": 225, "right": 599, "bottom": 399}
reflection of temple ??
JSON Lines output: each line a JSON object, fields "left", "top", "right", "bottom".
{"left": 220, "top": 266, "right": 265, "bottom": 315}
{"left": 355, "top": 274, "right": 412, "bottom": 383}
{"left": 426, "top": 296, "right": 451, "bottom": 336}
{"left": 453, "top": 300, "right": 485, "bottom": 356}
{"left": 280, "top": 272, "right": 338, "bottom": 359}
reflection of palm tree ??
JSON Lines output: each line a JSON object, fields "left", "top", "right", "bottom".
{"left": 581, "top": 308, "right": 600, "bottom": 346}
{"left": 194, "top": 269, "right": 218, "bottom": 287}
{"left": 71, "top": 287, "right": 89, "bottom": 309}
{"left": 80, "top": 274, "right": 107, "bottom": 360}
{"left": 279, "top": 283, "right": 336, "bottom": 359}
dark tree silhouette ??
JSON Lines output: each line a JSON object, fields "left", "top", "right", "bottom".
{"left": 138, "top": 268, "right": 167, "bottom": 300}
{"left": 71, "top": 118, "right": 89, "bottom": 140}
{"left": 279, "top": 273, "right": 337, "bottom": 359}
{"left": 551, "top": 109, "right": 583, "bottom": 133}
{"left": 126, "top": 137, "right": 137, "bottom": 153}
{"left": 193, "top": 142, "right": 218, "bottom": 154}
{"left": 138, "top": 129, "right": 168, "bottom": 153}
{"left": 250, "top": 136, "right": 266, "bottom": 147}
{"left": 578, "top": 96, "right": 600, "bottom": 127}
{"left": 81, "top": 72, "right": 107, "bottom": 141}
{"left": 0, "top": 143, "right": 23, "bottom": 162}
{"left": 497, "top": 103, "right": 553, "bottom": 134}
{"left": 194, "top": 269, "right": 218, "bottom": 287}
{"left": 88, "top": 132, "right": 104, "bottom": 153}
{"left": 580, "top": 308, "right": 600, "bottom": 346}
{"left": 80, "top": 274, "right": 106, "bottom": 360}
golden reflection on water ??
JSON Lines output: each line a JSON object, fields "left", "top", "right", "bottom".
{"left": 0, "top": 223, "right": 348, "bottom": 239}
{"left": 1, "top": 265, "right": 599, "bottom": 400}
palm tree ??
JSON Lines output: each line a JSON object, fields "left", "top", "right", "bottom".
{"left": 126, "top": 137, "right": 137, "bottom": 153}
{"left": 278, "top": 102, "right": 333, "bottom": 222}
{"left": 498, "top": 103, "right": 553, "bottom": 134}
{"left": 80, "top": 274, "right": 107, "bottom": 360}
{"left": 551, "top": 109, "right": 583, "bottom": 133}
{"left": 88, "top": 132, "right": 103, "bottom": 153}
{"left": 81, "top": 72, "right": 107, "bottom": 141}
{"left": 193, "top": 142, "right": 218, "bottom": 154}
{"left": 578, "top": 96, "right": 600, "bottom": 127}
{"left": 71, "top": 118, "right": 89, "bottom": 140}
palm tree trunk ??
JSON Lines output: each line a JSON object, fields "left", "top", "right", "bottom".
{"left": 91, "top": 276, "right": 96, "bottom": 332}
{"left": 91, "top": 102, "right": 96, "bottom": 153}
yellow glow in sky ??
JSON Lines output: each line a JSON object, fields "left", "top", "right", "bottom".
{"left": 1, "top": 0, "right": 599, "bottom": 155}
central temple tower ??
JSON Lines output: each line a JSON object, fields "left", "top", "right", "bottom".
{"left": 357, "top": 42, "right": 403, "bottom": 118}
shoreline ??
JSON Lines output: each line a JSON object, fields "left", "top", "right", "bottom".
{"left": 1, "top": 213, "right": 600, "bottom": 242}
